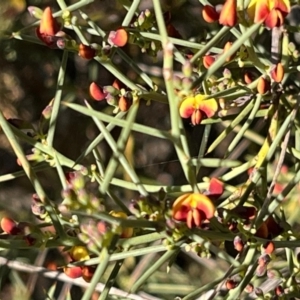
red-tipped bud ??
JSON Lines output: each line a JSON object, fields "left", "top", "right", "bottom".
{"left": 271, "top": 63, "right": 284, "bottom": 83}
{"left": 203, "top": 55, "right": 215, "bottom": 69}
{"left": 275, "top": 285, "right": 284, "bottom": 296}
{"left": 78, "top": 44, "right": 96, "bottom": 60}
{"left": 202, "top": 5, "right": 219, "bottom": 23}
{"left": 89, "top": 82, "right": 107, "bottom": 101}
{"left": 36, "top": 7, "right": 60, "bottom": 47}
{"left": 226, "top": 279, "right": 237, "bottom": 290}
{"left": 108, "top": 28, "right": 128, "bottom": 47}
{"left": 257, "top": 76, "right": 270, "bottom": 94}
{"left": 244, "top": 72, "right": 254, "bottom": 84}
{"left": 1, "top": 217, "right": 21, "bottom": 235}
{"left": 233, "top": 236, "right": 244, "bottom": 252}
{"left": 118, "top": 96, "right": 132, "bottom": 112}
{"left": 263, "top": 241, "right": 275, "bottom": 255}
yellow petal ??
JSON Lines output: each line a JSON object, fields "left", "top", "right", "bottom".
{"left": 198, "top": 98, "right": 218, "bottom": 118}
{"left": 179, "top": 98, "right": 195, "bottom": 118}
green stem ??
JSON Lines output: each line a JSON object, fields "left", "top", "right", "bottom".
{"left": 47, "top": 50, "right": 68, "bottom": 146}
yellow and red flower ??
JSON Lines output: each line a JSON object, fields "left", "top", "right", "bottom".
{"left": 36, "top": 7, "right": 60, "bottom": 47}
{"left": 179, "top": 94, "right": 218, "bottom": 125}
{"left": 172, "top": 193, "right": 215, "bottom": 228}
{"left": 247, "top": 0, "right": 290, "bottom": 28}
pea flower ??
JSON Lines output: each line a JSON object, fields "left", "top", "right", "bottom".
{"left": 172, "top": 193, "right": 215, "bottom": 228}
{"left": 36, "top": 7, "right": 60, "bottom": 47}
{"left": 247, "top": 0, "right": 290, "bottom": 28}
{"left": 179, "top": 94, "right": 218, "bottom": 125}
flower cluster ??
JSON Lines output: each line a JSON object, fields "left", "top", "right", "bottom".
{"left": 63, "top": 246, "right": 96, "bottom": 282}
{"left": 202, "top": 0, "right": 290, "bottom": 29}
{"left": 89, "top": 79, "right": 133, "bottom": 112}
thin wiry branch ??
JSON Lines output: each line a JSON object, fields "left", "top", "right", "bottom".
{"left": 0, "top": 256, "right": 161, "bottom": 300}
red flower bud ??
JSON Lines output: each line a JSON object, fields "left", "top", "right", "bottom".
{"left": 263, "top": 241, "right": 275, "bottom": 255}
{"left": 226, "top": 279, "right": 237, "bottom": 290}
{"left": 118, "top": 96, "right": 132, "bottom": 112}
{"left": 244, "top": 72, "right": 254, "bottom": 84}
{"left": 1, "top": 217, "right": 21, "bottom": 235}
{"left": 202, "top": 5, "right": 219, "bottom": 23}
{"left": 108, "top": 28, "right": 128, "bottom": 47}
{"left": 89, "top": 82, "right": 107, "bottom": 101}
{"left": 78, "top": 44, "right": 96, "bottom": 60}
{"left": 233, "top": 236, "right": 244, "bottom": 252}
{"left": 63, "top": 266, "right": 82, "bottom": 278}
{"left": 36, "top": 7, "right": 60, "bottom": 47}
{"left": 203, "top": 55, "right": 215, "bottom": 69}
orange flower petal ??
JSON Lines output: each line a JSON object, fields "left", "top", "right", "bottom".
{"left": 179, "top": 98, "right": 195, "bottom": 118}
{"left": 39, "top": 7, "right": 58, "bottom": 36}
{"left": 197, "top": 98, "right": 218, "bottom": 118}
{"left": 193, "top": 194, "right": 215, "bottom": 219}
{"left": 264, "top": 8, "right": 280, "bottom": 28}
{"left": 219, "top": 0, "right": 237, "bottom": 27}
{"left": 173, "top": 204, "right": 190, "bottom": 221}
{"left": 172, "top": 194, "right": 191, "bottom": 210}
{"left": 253, "top": 0, "right": 269, "bottom": 23}
{"left": 36, "top": 7, "right": 60, "bottom": 47}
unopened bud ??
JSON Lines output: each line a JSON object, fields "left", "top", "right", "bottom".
{"left": 203, "top": 55, "right": 215, "bottom": 69}
{"left": 78, "top": 43, "right": 96, "bottom": 60}
{"left": 257, "top": 76, "right": 270, "bottom": 94}
{"left": 118, "top": 96, "right": 132, "bottom": 112}
{"left": 202, "top": 5, "right": 219, "bottom": 23}
{"left": 233, "top": 236, "right": 244, "bottom": 252}
{"left": 270, "top": 62, "right": 284, "bottom": 83}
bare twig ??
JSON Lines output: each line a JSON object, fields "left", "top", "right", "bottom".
{"left": 0, "top": 257, "right": 161, "bottom": 300}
